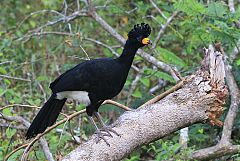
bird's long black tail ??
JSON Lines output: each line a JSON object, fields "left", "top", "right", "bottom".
{"left": 26, "top": 94, "right": 66, "bottom": 139}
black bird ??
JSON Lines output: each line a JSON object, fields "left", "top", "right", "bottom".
{"left": 26, "top": 23, "right": 152, "bottom": 144}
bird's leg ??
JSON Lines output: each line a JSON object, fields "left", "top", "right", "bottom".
{"left": 88, "top": 116, "right": 111, "bottom": 146}
{"left": 93, "top": 112, "right": 120, "bottom": 136}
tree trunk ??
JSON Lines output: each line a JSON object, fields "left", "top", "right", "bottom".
{"left": 63, "top": 45, "right": 227, "bottom": 161}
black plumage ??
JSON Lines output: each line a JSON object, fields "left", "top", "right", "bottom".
{"left": 26, "top": 23, "right": 151, "bottom": 144}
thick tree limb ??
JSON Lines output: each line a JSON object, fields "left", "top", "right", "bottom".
{"left": 191, "top": 144, "right": 240, "bottom": 160}
{"left": 63, "top": 45, "right": 227, "bottom": 161}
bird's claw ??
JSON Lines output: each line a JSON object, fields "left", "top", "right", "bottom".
{"left": 94, "top": 127, "right": 120, "bottom": 146}
{"left": 101, "top": 126, "right": 120, "bottom": 137}
{"left": 95, "top": 130, "right": 111, "bottom": 146}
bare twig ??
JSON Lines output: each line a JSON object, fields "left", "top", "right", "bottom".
{"left": 0, "top": 74, "right": 31, "bottom": 82}
{"left": 15, "top": 31, "right": 75, "bottom": 41}
{"left": 0, "top": 61, "right": 13, "bottom": 65}
{"left": 228, "top": 0, "right": 235, "bottom": 13}
{"left": 37, "top": 81, "right": 47, "bottom": 102}
{"left": 4, "top": 143, "right": 29, "bottom": 161}
{"left": 55, "top": 128, "right": 82, "bottom": 143}
{"left": 39, "top": 139, "right": 54, "bottom": 161}
{"left": 152, "top": 11, "right": 179, "bottom": 49}
{"left": 149, "top": 79, "right": 167, "bottom": 94}
{"left": 139, "top": 80, "right": 184, "bottom": 108}
{"left": 149, "top": 0, "right": 167, "bottom": 19}
{"left": 0, "top": 122, "right": 26, "bottom": 130}
{"left": 0, "top": 104, "right": 40, "bottom": 111}
{"left": 102, "top": 100, "right": 131, "bottom": 111}
{"left": 76, "top": 0, "right": 80, "bottom": 11}
{"left": 17, "top": 10, "right": 87, "bottom": 41}
{"left": 17, "top": 10, "right": 65, "bottom": 29}
{"left": 84, "top": 37, "right": 119, "bottom": 57}
{"left": 63, "top": 0, "right": 68, "bottom": 17}
{"left": 79, "top": 44, "right": 90, "bottom": 60}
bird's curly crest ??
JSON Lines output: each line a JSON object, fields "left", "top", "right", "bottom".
{"left": 128, "top": 23, "right": 151, "bottom": 39}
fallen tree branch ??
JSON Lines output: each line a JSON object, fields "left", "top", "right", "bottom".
{"left": 62, "top": 45, "right": 227, "bottom": 161}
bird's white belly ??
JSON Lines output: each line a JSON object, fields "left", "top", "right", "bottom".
{"left": 56, "top": 91, "right": 90, "bottom": 105}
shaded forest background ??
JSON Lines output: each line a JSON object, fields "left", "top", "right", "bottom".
{"left": 0, "top": 0, "right": 240, "bottom": 160}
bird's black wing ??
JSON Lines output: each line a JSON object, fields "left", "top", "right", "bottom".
{"left": 50, "top": 60, "right": 93, "bottom": 93}
{"left": 49, "top": 58, "right": 122, "bottom": 94}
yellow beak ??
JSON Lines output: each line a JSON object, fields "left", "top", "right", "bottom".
{"left": 142, "top": 38, "right": 152, "bottom": 45}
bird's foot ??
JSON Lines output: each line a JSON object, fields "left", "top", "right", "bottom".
{"left": 95, "top": 129, "right": 112, "bottom": 146}
{"left": 101, "top": 125, "right": 120, "bottom": 137}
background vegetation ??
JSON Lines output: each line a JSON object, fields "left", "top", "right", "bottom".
{"left": 0, "top": 0, "right": 240, "bottom": 160}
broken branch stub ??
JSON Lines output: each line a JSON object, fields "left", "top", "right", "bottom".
{"left": 200, "top": 45, "right": 228, "bottom": 126}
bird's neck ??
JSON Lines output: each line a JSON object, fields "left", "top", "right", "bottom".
{"left": 116, "top": 40, "right": 139, "bottom": 67}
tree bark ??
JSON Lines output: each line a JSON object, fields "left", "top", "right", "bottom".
{"left": 63, "top": 45, "right": 227, "bottom": 161}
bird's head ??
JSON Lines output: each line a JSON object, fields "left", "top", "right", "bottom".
{"left": 128, "top": 23, "right": 152, "bottom": 48}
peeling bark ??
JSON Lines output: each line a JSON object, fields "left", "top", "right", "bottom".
{"left": 63, "top": 45, "right": 227, "bottom": 161}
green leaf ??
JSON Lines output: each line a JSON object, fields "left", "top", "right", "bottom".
{"left": 156, "top": 47, "right": 186, "bottom": 68}
{"left": 6, "top": 128, "right": 17, "bottom": 139}
{"left": 36, "top": 75, "right": 48, "bottom": 81}
{"left": 132, "top": 88, "right": 142, "bottom": 98}
{"left": 198, "top": 128, "right": 204, "bottom": 134}
{"left": 0, "top": 67, "right": 7, "bottom": 74}
{"left": 0, "top": 87, "right": 6, "bottom": 96}
{"left": 174, "top": 0, "right": 206, "bottom": 16}
{"left": 103, "top": 48, "right": 113, "bottom": 57}
{"left": 140, "top": 77, "right": 150, "bottom": 87}
{"left": 125, "top": 79, "right": 131, "bottom": 86}
{"left": 207, "top": 2, "right": 227, "bottom": 17}
{"left": 236, "top": 59, "right": 240, "bottom": 66}
{"left": 154, "top": 71, "right": 175, "bottom": 83}
{"left": 76, "top": 104, "right": 85, "bottom": 111}
{"left": 3, "top": 108, "right": 11, "bottom": 115}
{"left": 29, "top": 20, "right": 36, "bottom": 28}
